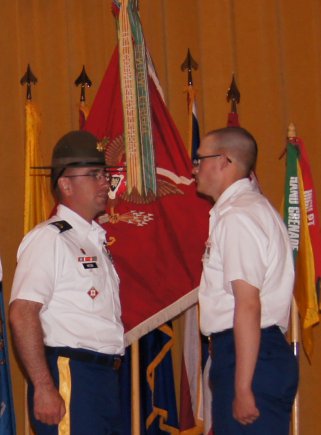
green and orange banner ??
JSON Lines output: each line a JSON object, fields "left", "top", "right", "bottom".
{"left": 283, "top": 137, "right": 321, "bottom": 359}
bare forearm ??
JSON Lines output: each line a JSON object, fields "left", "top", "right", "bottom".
{"left": 232, "top": 279, "right": 261, "bottom": 425}
{"left": 9, "top": 300, "right": 54, "bottom": 388}
{"left": 233, "top": 296, "right": 261, "bottom": 393}
{"left": 10, "top": 299, "right": 65, "bottom": 424}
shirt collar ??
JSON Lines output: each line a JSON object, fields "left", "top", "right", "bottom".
{"left": 210, "top": 178, "right": 255, "bottom": 217}
{"left": 55, "top": 204, "right": 106, "bottom": 243}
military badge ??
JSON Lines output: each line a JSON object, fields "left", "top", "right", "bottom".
{"left": 87, "top": 287, "right": 99, "bottom": 300}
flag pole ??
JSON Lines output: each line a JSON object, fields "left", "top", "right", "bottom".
{"left": 226, "top": 74, "right": 240, "bottom": 127}
{"left": 288, "top": 122, "right": 300, "bottom": 435}
{"left": 74, "top": 65, "right": 92, "bottom": 130}
{"left": 181, "top": 48, "right": 198, "bottom": 158}
{"left": 291, "top": 299, "right": 300, "bottom": 435}
{"left": 20, "top": 64, "right": 37, "bottom": 435}
{"left": 131, "top": 340, "right": 140, "bottom": 435}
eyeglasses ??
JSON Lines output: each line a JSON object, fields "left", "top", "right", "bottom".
{"left": 192, "top": 154, "right": 232, "bottom": 167}
{"left": 62, "top": 170, "right": 111, "bottom": 182}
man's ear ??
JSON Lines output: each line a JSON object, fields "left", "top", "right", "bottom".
{"left": 57, "top": 177, "right": 71, "bottom": 195}
{"left": 220, "top": 154, "right": 230, "bottom": 170}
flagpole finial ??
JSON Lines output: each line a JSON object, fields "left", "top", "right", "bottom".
{"left": 181, "top": 49, "right": 198, "bottom": 85}
{"left": 74, "top": 65, "right": 92, "bottom": 102}
{"left": 287, "top": 122, "right": 297, "bottom": 139}
{"left": 20, "top": 64, "right": 38, "bottom": 100}
{"left": 226, "top": 73, "right": 240, "bottom": 113}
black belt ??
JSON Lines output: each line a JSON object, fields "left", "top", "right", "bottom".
{"left": 45, "top": 346, "right": 122, "bottom": 370}
{"left": 210, "top": 324, "right": 280, "bottom": 340}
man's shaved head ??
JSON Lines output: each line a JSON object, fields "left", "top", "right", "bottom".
{"left": 205, "top": 127, "right": 258, "bottom": 177}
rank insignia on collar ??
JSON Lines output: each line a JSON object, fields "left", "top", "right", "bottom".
{"left": 202, "top": 239, "right": 211, "bottom": 262}
{"left": 103, "top": 242, "right": 114, "bottom": 263}
{"left": 87, "top": 287, "right": 99, "bottom": 300}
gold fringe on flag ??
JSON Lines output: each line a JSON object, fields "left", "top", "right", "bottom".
{"left": 118, "top": 0, "right": 143, "bottom": 195}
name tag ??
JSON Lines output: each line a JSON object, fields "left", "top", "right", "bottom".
{"left": 82, "top": 262, "right": 98, "bottom": 269}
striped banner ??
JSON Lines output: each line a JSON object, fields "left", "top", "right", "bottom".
{"left": 284, "top": 139, "right": 320, "bottom": 359}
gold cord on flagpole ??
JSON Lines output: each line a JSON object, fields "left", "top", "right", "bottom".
{"left": 288, "top": 122, "right": 296, "bottom": 140}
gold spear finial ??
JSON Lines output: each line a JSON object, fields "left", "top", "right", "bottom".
{"left": 287, "top": 122, "right": 297, "bottom": 139}
{"left": 20, "top": 64, "right": 38, "bottom": 100}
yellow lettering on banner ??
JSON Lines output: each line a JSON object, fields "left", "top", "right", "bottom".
{"left": 307, "top": 213, "right": 315, "bottom": 226}
{"left": 304, "top": 189, "right": 313, "bottom": 212}
{"left": 289, "top": 176, "right": 299, "bottom": 205}
{"left": 288, "top": 206, "right": 300, "bottom": 251}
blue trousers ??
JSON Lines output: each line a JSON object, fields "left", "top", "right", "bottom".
{"left": 28, "top": 349, "right": 122, "bottom": 435}
{"left": 210, "top": 326, "right": 299, "bottom": 435}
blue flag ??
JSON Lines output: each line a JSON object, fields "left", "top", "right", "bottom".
{"left": 120, "top": 324, "right": 179, "bottom": 434}
{"left": 0, "top": 274, "right": 16, "bottom": 434}
{"left": 141, "top": 325, "right": 178, "bottom": 434}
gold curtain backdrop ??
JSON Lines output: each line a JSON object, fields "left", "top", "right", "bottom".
{"left": 1, "top": 1, "right": 321, "bottom": 433}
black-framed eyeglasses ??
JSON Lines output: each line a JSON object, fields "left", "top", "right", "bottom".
{"left": 192, "top": 154, "right": 232, "bottom": 167}
{"left": 62, "top": 170, "right": 111, "bottom": 182}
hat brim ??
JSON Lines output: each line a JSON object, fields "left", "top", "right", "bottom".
{"left": 31, "top": 163, "right": 126, "bottom": 171}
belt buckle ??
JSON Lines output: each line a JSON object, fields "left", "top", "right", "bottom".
{"left": 113, "top": 356, "right": 122, "bottom": 370}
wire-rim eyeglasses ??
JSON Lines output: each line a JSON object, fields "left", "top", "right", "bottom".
{"left": 192, "top": 154, "right": 232, "bottom": 167}
{"left": 62, "top": 170, "right": 111, "bottom": 182}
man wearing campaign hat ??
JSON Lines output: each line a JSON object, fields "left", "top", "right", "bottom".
{"left": 10, "top": 131, "right": 124, "bottom": 434}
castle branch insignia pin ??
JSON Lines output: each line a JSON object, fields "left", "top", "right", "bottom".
{"left": 87, "top": 287, "right": 99, "bottom": 300}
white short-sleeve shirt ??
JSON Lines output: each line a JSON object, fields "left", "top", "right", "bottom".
{"left": 11, "top": 204, "right": 124, "bottom": 354}
{"left": 199, "top": 178, "right": 294, "bottom": 335}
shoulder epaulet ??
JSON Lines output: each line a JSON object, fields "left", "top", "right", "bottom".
{"left": 49, "top": 220, "right": 72, "bottom": 233}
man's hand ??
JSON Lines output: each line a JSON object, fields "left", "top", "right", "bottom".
{"left": 34, "top": 383, "right": 66, "bottom": 425}
{"left": 233, "top": 389, "right": 260, "bottom": 425}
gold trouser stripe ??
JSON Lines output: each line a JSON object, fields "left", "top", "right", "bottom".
{"left": 57, "top": 356, "right": 71, "bottom": 435}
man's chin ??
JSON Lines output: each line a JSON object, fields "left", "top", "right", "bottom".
{"left": 95, "top": 208, "right": 106, "bottom": 218}
{"left": 196, "top": 184, "right": 205, "bottom": 195}
{"left": 195, "top": 185, "right": 213, "bottom": 202}
{"left": 95, "top": 198, "right": 108, "bottom": 212}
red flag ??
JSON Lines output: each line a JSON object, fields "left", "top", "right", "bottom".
{"left": 79, "top": 101, "right": 89, "bottom": 130}
{"left": 227, "top": 112, "right": 240, "bottom": 127}
{"left": 294, "top": 137, "right": 321, "bottom": 294}
{"left": 84, "top": 47, "right": 210, "bottom": 344}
